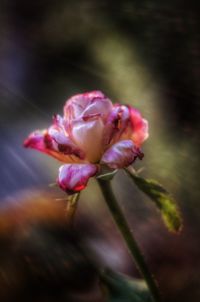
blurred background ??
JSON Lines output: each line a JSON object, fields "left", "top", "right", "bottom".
{"left": 0, "top": 1, "right": 200, "bottom": 301}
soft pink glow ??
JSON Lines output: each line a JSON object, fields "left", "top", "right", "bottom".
{"left": 24, "top": 91, "right": 148, "bottom": 193}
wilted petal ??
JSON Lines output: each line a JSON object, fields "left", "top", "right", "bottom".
{"left": 103, "top": 105, "right": 130, "bottom": 145}
{"left": 58, "top": 163, "right": 98, "bottom": 193}
{"left": 24, "top": 130, "right": 54, "bottom": 153}
{"left": 24, "top": 130, "right": 64, "bottom": 161}
{"left": 71, "top": 118, "right": 104, "bottom": 163}
{"left": 24, "top": 128, "right": 85, "bottom": 162}
{"left": 101, "top": 140, "right": 143, "bottom": 169}
{"left": 129, "top": 107, "right": 149, "bottom": 146}
{"left": 48, "top": 125, "right": 85, "bottom": 159}
{"left": 50, "top": 114, "right": 70, "bottom": 146}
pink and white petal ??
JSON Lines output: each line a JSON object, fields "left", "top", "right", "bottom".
{"left": 24, "top": 130, "right": 65, "bottom": 161}
{"left": 24, "top": 130, "right": 84, "bottom": 163}
{"left": 23, "top": 130, "right": 60, "bottom": 153}
{"left": 24, "top": 130, "right": 47, "bottom": 150}
{"left": 58, "top": 163, "right": 98, "bottom": 193}
{"left": 129, "top": 107, "right": 149, "bottom": 146}
{"left": 71, "top": 118, "right": 104, "bottom": 163}
{"left": 64, "top": 94, "right": 88, "bottom": 121}
{"left": 64, "top": 91, "right": 102, "bottom": 120}
{"left": 52, "top": 114, "right": 64, "bottom": 127}
{"left": 50, "top": 114, "right": 70, "bottom": 145}
{"left": 82, "top": 96, "right": 113, "bottom": 120}
{"left": 101, "top": 140, "right": 143, "bottom": 169}
{"left": 103, "top": 105, "right": 130, "bottom": 146}
{"left": 48, "top": 125, "right": 85, "bottom": 159}
{"left": 64, "top": 90, "right": 112, "bottom": 121}
{"left": 48, "top": 125, "right": 68, "bottom": 145}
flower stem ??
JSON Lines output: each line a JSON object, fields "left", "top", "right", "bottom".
{"left": 66, "top": 193, "right": 80, "bottom": 227}
{"left": 97, "top": 178, "right": 161, "bottom": 302}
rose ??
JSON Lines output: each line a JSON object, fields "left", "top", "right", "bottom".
{"left": 24, "top": 91, "right": 148, "bottom": 193}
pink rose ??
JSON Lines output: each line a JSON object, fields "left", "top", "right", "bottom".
{"left": 24, "top": 91, "right": 148, "bottom": 193}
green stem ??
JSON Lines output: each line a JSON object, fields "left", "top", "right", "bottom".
{"left": 97, "top": 178, "right": 161, "bottom": 302}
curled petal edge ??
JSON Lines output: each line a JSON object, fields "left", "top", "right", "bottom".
{"left": 101, "top": 140, "right": 143, "bottom": 169}
{"left": 103, "top": 105, "right": 130, "bottom": 146}
{"left": 24, "top": 129, "right": 85, "bottom": 162}
{"left": 58, "top": 163, "right": 98, "bottom": 193}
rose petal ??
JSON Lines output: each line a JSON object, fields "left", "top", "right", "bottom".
{"left": 128, "top": 107, "right": 149, "bottom": 146}
{"left": 101, "top": 140, "right": 143, "bottom": 169}
{"left": 82, "top": 97, "right": 112, "bottom": 121}
{"left": 64, "top": 90, "right": 112, "bottom": 121}
{"left": 71, "top": 118, "right": 104, "bottom": 163}
{"left": 52, "top": 114, "right": 64, "bottom": 127}
{"left": 23, "top": 130, "right": 59, "bottom": 157}
{"left": 24, "top": 127, "right": 85, "bottom": 162}
{"left": 103, "top": 104, "right": 130, "bottom": 145}
{"left": 48, "top": 125, "right": 85, "bottom": 159}
{"left": 58, "top": 163, "right": 98, "bottom": 193}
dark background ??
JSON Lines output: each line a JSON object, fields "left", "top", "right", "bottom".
{"left": 0, "top": 1, "right": 200, "bottom": 301}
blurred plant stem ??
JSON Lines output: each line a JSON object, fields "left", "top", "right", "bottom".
{"left": 66, "top": 193, "right": 80, "bottom": 227}
{"left": 97, "top": 178, "right": 161, "bottom": 302}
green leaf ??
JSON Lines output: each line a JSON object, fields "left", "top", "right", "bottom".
{"left": 97, "top": 169, "right": 118, "bottom": 180}
{"left": 101, "top": 269, "right": 153, "bottom": 302}
{"left": 125, "top": 168, "right": 182, "bottom": 233}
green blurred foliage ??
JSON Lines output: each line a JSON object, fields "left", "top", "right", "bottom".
{"left": 125, "top": 168, "right": 182, "bottom": 232}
